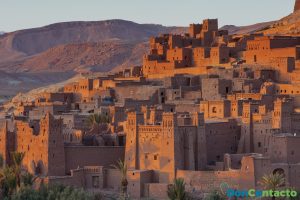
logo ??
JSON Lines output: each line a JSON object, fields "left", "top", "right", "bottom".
{"left": 219, "top": 183, "right": 298, "bottom": 199}
{"left": 226, "top": 188, "right": 298, "bottom": 198}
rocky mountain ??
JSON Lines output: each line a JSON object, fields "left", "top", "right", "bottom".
{"left": 0, "top": 41, "right": 149, "bottom": 73}
{"left": 0, "top": 20, "right": 185, "bottom": 96}
{"left": 258, "top": 10, "right": 300, "bottom": 35}
{"left": 0, "top": 31, "right": 4, "bottom": 35}
{"left": 0, "top": 20, "right": 185, "bottom": 69}
{"left": 220, "top": 21, "right": 273, "bottom": 35}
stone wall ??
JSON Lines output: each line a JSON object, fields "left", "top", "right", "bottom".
{"left": 177, "top": 170, "right": 241, "bottom": 193}
{"left": 127, "top": 170, "right": 153, "bottom": 199}
{"left": 205, "top": 119, "right": 240, "bottom": 164}
{"left": 48, "top": 167, "right": 121, "bottom": 192}
{"left": 144, "top": 183, "right": 169, "bottom": 199}
{"left": 114, "top": 85, "right": 160, "bottom": 101}
{"left": 64, "top": 146, "right": 124, "bottom": 173}
{"left": 48, "top": 168, "right": 85, "bottom": 188}
{"left": 103, "top": 168, "right": 121, "bottom": 190}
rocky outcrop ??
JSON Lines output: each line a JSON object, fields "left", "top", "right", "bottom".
{"left": 220, "top": 21, "right": 273, "bottom": 35}
{"left": 259, "top": 11, "right": 300, "bottom": 35}
{"left": 295, "top": 0, "right": 300, "bottom": 12}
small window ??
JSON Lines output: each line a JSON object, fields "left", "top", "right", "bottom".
{"left": 258, "top": 142, "right": 261, "bottom": 148}
{"left": 212, "top": 107, "right": 217, "bottom": 113}
{"left": 154, "top": 155, "right": 158, "bottom": 160}
{"left": 226, "top": 87, "right": 229, "bottom": 94}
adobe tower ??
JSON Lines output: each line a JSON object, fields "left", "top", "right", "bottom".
{"left": 295, "top": 0, "right": 300, "bottom": 12}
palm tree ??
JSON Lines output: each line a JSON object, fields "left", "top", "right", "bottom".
{"left": 0, "top": 154, "right": 14, "bottom": 198}
{"left": 21, "top": 172, "right": 38, "bottom": 187}
{"left": 0, "top": 152, "right": 39, "bottom": 198}
{"left": 87, "top": 113, "right": 110, "bottom": 127}
{"left": 0, "top": 155, "right": 5, "bottom": 199}
{"left": 86, "top": 113, "right": 110, "bottom": 134}
{"left": 167, "top": 178, "right": 187, "bottom": 200}
{"left": 1, "top": 167, "right": 17, "bottom": 197}
{"left": 259, "top": 172, "right": 285, "bottom": 200}
{"left": 111, "top": 159, "right": 128, "bottom": 198}
{"left": 0, "top": 154, "right": 4, "bottom": 168}
{"left": 11, "top": 152, "right": 25, "bottom": 190}
{"left": 0, "top": 154, "right": 4, "bottom": 185}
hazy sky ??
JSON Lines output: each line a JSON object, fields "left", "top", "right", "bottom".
{"left": 0, "top": 0, "right": 295, "bottom": 32}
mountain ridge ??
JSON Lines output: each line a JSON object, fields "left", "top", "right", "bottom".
{"left": 258, "top": 11, "right": 300, "bottom": 35}
{"left": 1, "top": 19, "right": 185, "bottom": 56}
{"left": 0, "top": 20, "right": 186, "bottom": 95}
{"left": 220, "top": 21, "right": 274, "bottom": 35}
{"left": 0, "top": 19, "right": 186, "bottom": 72}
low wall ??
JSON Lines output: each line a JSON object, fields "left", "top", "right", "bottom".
{"left": 48, "top": 168, "right": 85, "bottom": 188}
{"left": 48, "top": 167, "right": 121, "bottom": 192}
{"left": 177, "top": 170, "right": 242, "bottom": 193}
{"left": 64, "top": 146, "right": 125, "bottom": 173}
{"left": 144, "top": 183, "right": 169, "bottom": 199}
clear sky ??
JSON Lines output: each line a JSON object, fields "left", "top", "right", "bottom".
{"left": 0, "top": 0, "right": 295, "bottom": 32}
